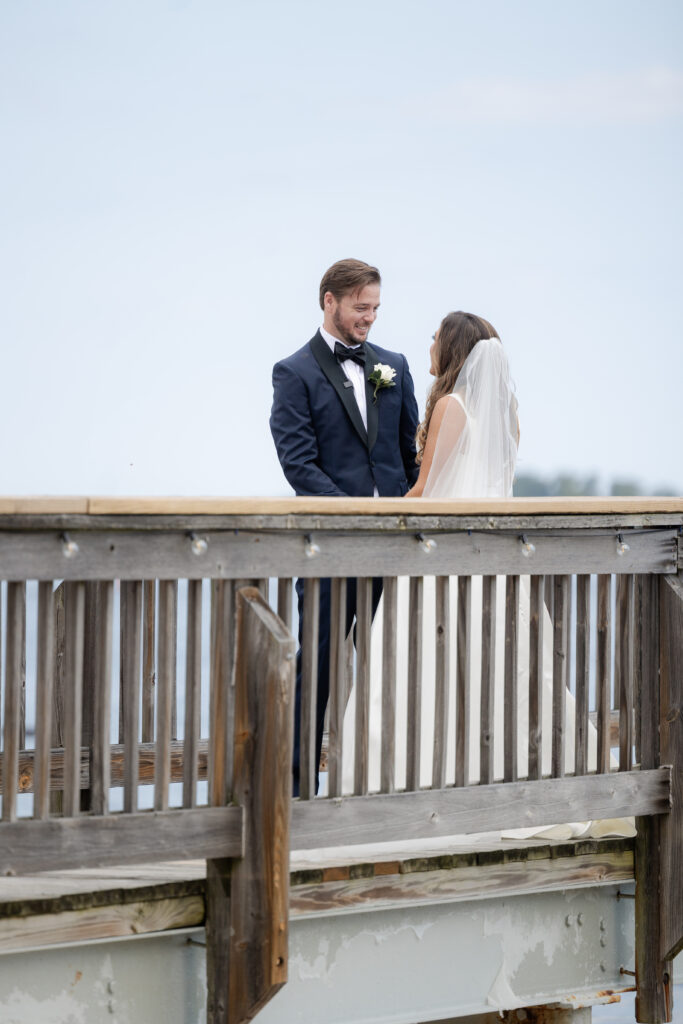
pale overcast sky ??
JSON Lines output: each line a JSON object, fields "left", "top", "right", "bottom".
{"left": 1, "top": 0, "right": 681, "bottom": 496}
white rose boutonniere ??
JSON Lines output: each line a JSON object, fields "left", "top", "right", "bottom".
{"left": 368, "top": 362, "right": 397, "bottom": 403}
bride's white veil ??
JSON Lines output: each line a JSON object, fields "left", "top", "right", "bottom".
{"left": 423, "top": 336, "right": 518, "bottom": 499}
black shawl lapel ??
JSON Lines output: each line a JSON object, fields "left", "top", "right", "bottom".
{"left": 363, "top": 342, "right": 380, "bottom": 452}
{"left": 310, "top": 332, "right": 369, "bottom": 447}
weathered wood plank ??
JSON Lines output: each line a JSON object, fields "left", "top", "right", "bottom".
{"left": 528, "top": 575, "right": 544, "bottom": 781}
{"left": 227, "top": 587, "right": 295, "bottom": 1024}
{"left": 574, "top": 574, "right": 590, "bottom": 777}
{"left": 381, "top": 575, "right": 397, "bottom": 794}
{"left": 504, "top": 575, "right": 519, "bottom": 783}
{"left": 33, "top": 581, "right": 55, "bottom": 820}
{"left": 0, "top": 894, "right": 205, "bottom": 954}
{"left": 597, "top": 575, "right": 612, "bottom": 774}
{"left": 455, "top": 576, "right": 471, "bottom": 788}
{"left": 406, "top": 577, "right": 423, "bottom": 792}
{"left": 63, "top": 582, "right": 85, "bottom": 818}
{"left": 354, "top": 577, "right": 372, "bottom": 797}
{"left": 552, "top": 576, "right": 570, "bottom": 778}
{"left": 658, "top": 573, "right": 683, "bottom": 963}
{"left": 0, "top": 527, "right": 675, "bottom": 580}
{"left": 183, "top": 579, "right": 203, "bottom": 809}
{"left": 616, "top": 574, "right": 634, "bottom": 771}
{"left": 480, "top": 576, "right": 497, "bottom": 786}
{"left": 0, "top": 806, "right": 243, "bottom": 875}
{"left": 209, "top": 580, "right": 235, "bottom": 808}
{"left": 300, "top": 577, "right": 320, "bottom": 801}
{"left": 289, "top": 846, "right": 635, "bottom": 917}
{"left": 277, "top": 577, "right": 293, "bottom": 632}
{"left": 155, "top": 580, "right": 177, "bottom": 812}
{"left": 2, "top": 582, "right": 25, "bottom": 822}
{"left": 290, "top": 767, "right": 671, "bottom": 850}
{"left": 121, "top": 580, "right": 143, "bottom": 813}
{"left": 432, "top": 576, "right": 450, "bottom": 789}
{"left": 141, "top": 580, "right": 156, "bottom": 743}
{"left": 90, "top": 581, "right": 114, "bottom": 815}
{"left": 327, "top": 577, "right": 346, "bottom": 799}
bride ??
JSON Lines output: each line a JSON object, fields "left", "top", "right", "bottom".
{"left": 340, "top": 311, "right": 633, "bottom": 841}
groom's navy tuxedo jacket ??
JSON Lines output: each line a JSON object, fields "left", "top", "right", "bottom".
{"left": 270, "top": 331, "right": 420, "bottom": 496}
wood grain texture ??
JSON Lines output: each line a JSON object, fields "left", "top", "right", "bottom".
{"left": 480, "top": 576, "right": 497, "bottom": 786}
{"left": 228, "top": 587, "right": 295, "bottom": 1024}
{"left": 2, "top": 583, "right": 25, "bottom": 822}
{"left": 183, "top": 579, "right": 202, "bottom": 809}
{"left": 290, "top": 767, "right": 671, "bottom": 851}
{"left": 354, "top": 578, "right": 372, "bottom": 797}
{"left": 574, "top": 575, "right": 590, "bottom": 777}
{"left": 597, "top": 575, "right": 612, "bottom": 774}
{"left": 455, "top": 576, "right": 471, "bottom": 788}
{"left": 432, "top": 577, "right": 450, "bottom": 790}
{"left": 616, "top": 574, "right": 634, "bottom": 771}
{"left": 504, "top": 575, "right": 519, "bottom": 783}
{"left": 1, "top": 526, "right": 676, "bottom": 580}
{"left": 209, "top": 580, "right": 234, "bottom": 809}
{"left": 552, "top": 576, "right": 570, "bottom": 778}
{"left": 141, "top": 580, "right": 156, "bottom": 743}
{"left": 90, "top": 581, "right": 114, "bottom": 816}
{"left": 380, "top": 575, "right": 397, "bottom": 794}
{"left": 121, "top": 581, "right": 143, "bottom": 813}
{"left": 155, "top": 580, "right": 177, "bottom": 812}
{"left": 0, "top": 806, "right": 243, "bottom": 875}
{"left": 63, "top": 582, "right": 85, "bottom": 818}
{"left": 33, "top": 582, "right": 55, "bottom": 820}
{"left": 327, "top": 578, "right": 346, "bottom": 799}
{"left": 300, "top": 577, "right": 320, "bottom": 801}
{"left": 528, "top": 575, "right": 544, "bottom": 781}
{"left": 406, "top": 577, "right": 423, "bottom": 792}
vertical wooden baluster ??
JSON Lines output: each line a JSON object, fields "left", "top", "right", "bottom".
{"left": 141, "top": 580, "right": 156, "bottom": 744}
{"left": 3, "top": 582, "right": 26, "bottom": 822}
{"left": 596, "top": 574, "right": 612, "bottom": 773}
{"left": 300, "top": 577, "right": 320, "bottom": 801}
{"left": 380, "top": 576, "right": 398, "bottom": 794}
{"left": 455, "top": 576, "right": 471, "bottom": 788}
{"left": 328, "top": 578, "right": 346, "bottom": 798}
{"left": 544, "top": 574, "right": 555, "bottom": 621}
{"left": 121, "top": 580, "right": 142, "bottom": 814}
{"left": 354, "top": 577, "right": 372, "bottom": 797}
{"left": 480, "top": 575, "right": 497, "bottom": 785}
{"left": 551, "top": 575, "right": 570, "bottom": 778}
{"left": 63, "top": 582, "right": 85, "bottom": 819}
{"left": 574, "top": 574, "right": 590, "bottom": 776}
{"left": 34, "top": 581, "right": 55, "bottom": 820}
{"left": 406, "top": 577, "right": 423, "bottom": 792}
{"left": 155, "top": 580, "right": 177, "bottom": 811}
{"left": 50, "top": 583, "right": 66, "bottom": 816}
{"left": 183, "top": 578, "right": 203, "bottom": 809}
{"left": 504, "top": 575, "right": 519, "bottom": 783}
{"left": 432, "top": 576, "right": 450, "bottom": 790}
{"left": 528, "top": 575, "right": 544, "bottom": 780}
{"left": 277, "top": 578, "right": 293, "bottom": 632}
{"left": 616, "top": 573, "right": 634, "bottom": 771}
{"left": 90, "top": 581, "right": 114, "bottom": 816}
{"left": 81, "top": 582, "right": 99, "bottom": 813}
{"left": 18, "top": 585, "right": 26, "bottom": 752}
{"left": 632, "top": 575, "right": 643, "bottom": 767}
{"left": 209, "top": 580, "right": 235, "bottom": 808}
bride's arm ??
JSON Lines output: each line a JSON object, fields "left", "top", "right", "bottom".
{"left": 405, "top": 396, "right": 465, "bottom": 497}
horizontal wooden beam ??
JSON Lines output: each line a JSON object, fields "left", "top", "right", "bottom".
{"left": 0, "top": 806, "right": 243, "bottom": 875}
{"left": 4, "top": 741, "right": 209, "bottom": 794}
{"left": 1, "top": 496, "right": 681, "bottom": 516}
{"left": 0, "top": 527, "right": 676, "bottom": 579}
{"left": 290, "top": 768, "right": 671, "bottom": 851}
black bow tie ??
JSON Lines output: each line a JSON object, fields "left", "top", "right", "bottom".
{"left": 334, "top": 341, "right": 366, "bottom": 368}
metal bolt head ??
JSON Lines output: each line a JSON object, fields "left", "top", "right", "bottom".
{"left": 565, "top": 914, "right": 574, "bottom": 927}
{"left": 577, "top": 913, "right": 584, "bottom": 926}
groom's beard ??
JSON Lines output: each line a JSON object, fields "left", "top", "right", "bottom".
{"left": 332, "top": 308, "right": 370, "bottom": 347}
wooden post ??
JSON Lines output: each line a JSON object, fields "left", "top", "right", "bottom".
{"left": 204, "top": 586, "right": 294, "bottom": 1024}
{"left": 635, "top": 571, "right": 683, "bottom": 1023}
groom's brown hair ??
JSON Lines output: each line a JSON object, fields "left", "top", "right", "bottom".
{"left": 319, "top": 259, "right": 381, "bottom": 310}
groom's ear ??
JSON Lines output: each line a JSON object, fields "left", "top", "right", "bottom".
{"left": 323, "top": 291, "right": 335, "bottom": 313}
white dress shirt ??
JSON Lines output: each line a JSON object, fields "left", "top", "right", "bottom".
{"left": 319, "top": 325, "right": 369, "bottom": 430}
{"left": 320, "top": 325, "right": 378, "bottom": 496}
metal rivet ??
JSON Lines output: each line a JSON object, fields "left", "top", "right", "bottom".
{"left": 577, "top": 913, "right": 584, "bottom": 926}
{"left": 565, "top": 914, "right": 574, "bottom": 926}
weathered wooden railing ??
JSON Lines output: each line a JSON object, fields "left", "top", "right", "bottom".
{"left": 0, "top": 496, "right": 681, "bottom": 1024}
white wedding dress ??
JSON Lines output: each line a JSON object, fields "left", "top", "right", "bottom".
{"left": 338, "top": 338, "right": 634, "bottom": 843}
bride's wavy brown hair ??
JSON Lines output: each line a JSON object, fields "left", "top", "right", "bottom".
{"left": 416, "top": 311, "right": 499, "bottom": 464}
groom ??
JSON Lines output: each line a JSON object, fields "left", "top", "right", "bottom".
{"left": 270, "top": 258, "right": 420, "bottom": 793}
